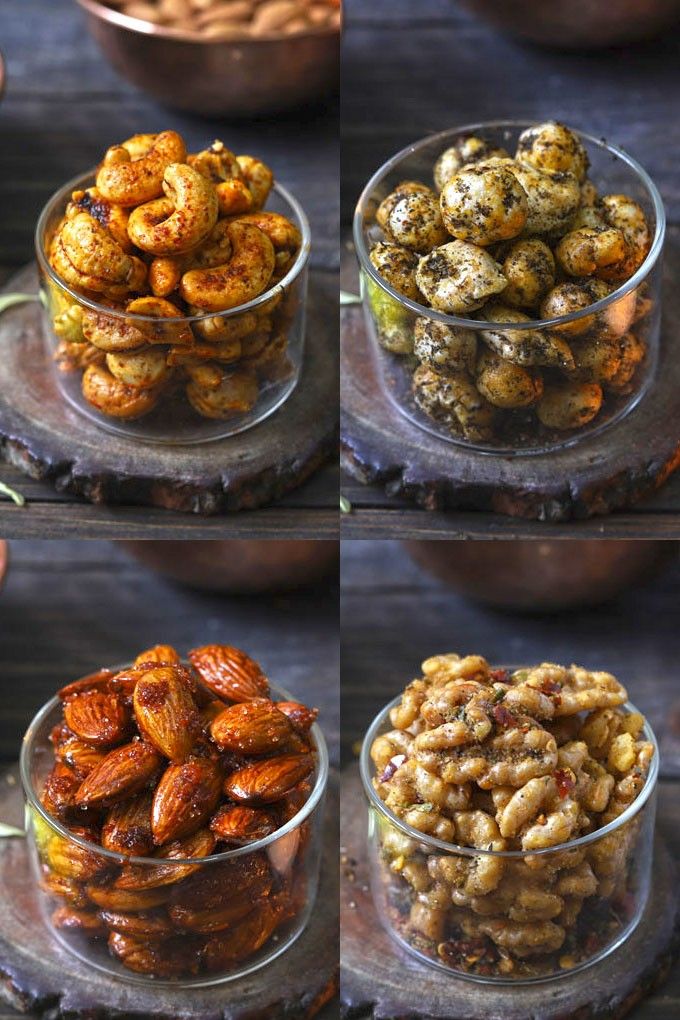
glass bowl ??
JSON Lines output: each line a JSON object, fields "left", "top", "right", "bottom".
{"left": 354, "top": 121, "right": 665, "bottom": 455}
{"left": 20, "top": 674, "right": 328, "bottom": 987}
{"left": 360, "top": 691, "right": 658, "bottom": 984}
{"left": 36, "top": 172, "right": 310, "bottom": 446}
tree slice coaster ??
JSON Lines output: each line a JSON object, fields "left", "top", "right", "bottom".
{"left": 340, "top": 766, "right": 679, "bottom": 1020}
{"left": 0, "top": 764, "right": 338, "bottom": 1019}
{"left": 0, "top": 265, "right": 338, "bottom": 515}
{"left": 341, "top": 242, "right": 680, "bottom": 520}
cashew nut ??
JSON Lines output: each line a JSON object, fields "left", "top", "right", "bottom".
{"left": 186, "top": 369, "right": 259, "bottom": 419}
{"left": 66, "top": 188, "right": 133, "bottom": 254}
{"left": 96, "top": 131, "right": 187, "bottom": 207}
{"left": 179, "top": 222, "right": 275, "bottom": 312}
{"left": 229, "top": 211, "right": 301, "bottom": 252}
{"left": 236, "top": 155, "right": 274, "bottom": 210}
{"left": 127, "top": 164, "right": 218, "bottom": 255}
{"left": 106, "top": 347, "right": 173, "bottom": 388}
{"left": 81, "top": 362, "right": 163, "bottom": 419}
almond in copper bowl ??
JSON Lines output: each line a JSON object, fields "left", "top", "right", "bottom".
{"left": 20, "top": 644, "right": 328, "bottom": 985}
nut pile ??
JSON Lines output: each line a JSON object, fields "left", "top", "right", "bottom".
{"left": 370, "top": 653, "right": 654, "bottom": 979}
{"left": 35, "top": 644, "right": 319, "bottom": 979}
{"left": 367, "top": 122, "right": 653, "bottom": 445}
{"left": 45, "top": 131, "right": 302, "bottom": 421}
{"left": 106, "top": 0, "right": 341, "bottom": 38}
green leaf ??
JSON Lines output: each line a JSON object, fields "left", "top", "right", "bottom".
{"left": 0, "top": 293, "right": 37, "bottom": 315}
{"left": 340, "top": 495, "right": 352, "bottom": 514}
{"left": 0, "top": 481, "right": 26, "bottom": 507}
{"left": 0, "top": 822, "right": 25, "bottom": 838}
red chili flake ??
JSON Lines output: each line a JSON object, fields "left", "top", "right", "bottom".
{"left": 493, "top": 704, "right": 518, "bottom": 728}
{"left": 379, "top": 754, "right": 406, "bottom": 783}
{"left": 554, "top": 768, "right": 575, "bottom": 799}
{"left": 540, "top": 679, "right": 562, "bottom": 694}
{"left": 490, "top": 669, "right": 509, "bottom": 683}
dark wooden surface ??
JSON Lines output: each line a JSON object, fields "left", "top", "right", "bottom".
{"left": 340, "top": 0, "right": 680, "bottom": 537}
{"left": 339, "top": 539, "right": 680, "bottom": 1018}
{"left": 0, "top": 0, "right": 339, "bottom": 538}
{"left": 0, "top": 539, "right": 339, "bottom": 1019}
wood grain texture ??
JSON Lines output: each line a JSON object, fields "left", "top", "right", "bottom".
{"left": 341, "top": 240, "right": 680, "bottom": 519}
{"left": 0, "top": 765, "right": 339, "bottom": 1020}
{"left": 340, "top": 767, "right": 679, "bottom": 1020}
{"left": 339, "top": 539, "right": 680, "bottom": 1018}
{"left": 0, "top": 266, "right": 338, "bottom": 517}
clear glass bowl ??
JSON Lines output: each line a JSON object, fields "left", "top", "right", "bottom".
{"left": 20, "top": 675, "right": 327, "bottom": 987}
{"left": 36, "top": 173, "right": 310, "bottom": 446}
{"left": 360, "top": 691, "right": 658, "bottom": 984}
{"left": 354, "top": 122, "right": 665, "bottom": 454}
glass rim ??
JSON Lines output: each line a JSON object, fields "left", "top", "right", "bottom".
{"left": 75, "top": 0, "right": 339, "bottom": 43}
{"left": 35, "top": 171, "right": 311, "bottom": 324}
{"left": 20, "top": 667, "right": 328, "bottom": 867}
{"left": 360, "top": 687, "right": 659, "bottom": 859}
{"left": 353, "top": 119, "right": 666, "bottom": 332}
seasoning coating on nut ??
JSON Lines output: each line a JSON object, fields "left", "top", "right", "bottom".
{"left": 416, "top": 240, "right": 507, "bottom": 314}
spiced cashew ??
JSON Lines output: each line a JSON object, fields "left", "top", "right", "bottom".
{"left": 179, "top": 222, "right": 275, "bottom": 312}
{"left": 96, "top": 131, "right": 187, "bottom": 207}
{"left": 236, "top": 155, "right": 274, "bottom": 209}
{"left": 81, "top": 362, "right": 163, "bottom": 419}
{"left": 127, "top": 164, "right": 218, "bottom": 255}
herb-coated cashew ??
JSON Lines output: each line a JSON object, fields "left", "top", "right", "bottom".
{"left": 433, "top": 136, "right": 510, "bottom": 192}
{"left": 106, "top": 347, "right": 173, "bottom": 388}
{"left": 440, "top": 165, "right": 528, "bottom": 245}
{"left": 179, "top": 222, "right": 275, "bottom": 312}
{"left": 516, "top": 122, "right": 589, "bottom": 183}
{"left": 555, "top": 226, "right": 627, "bottom": 278}
{"left": 482, "top": 304, "right": 575, "bottom": 370}
{"left": 127, "top": 164, "right": 218, "bottom": 255}
{"left": 186, "top": 369, "right": 259, "bottom": 419}
{"left": 96, "top": 131, "right": 187, "bottom": 207}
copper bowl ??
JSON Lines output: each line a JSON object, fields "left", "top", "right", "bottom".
{"left": 404, "top": 539, "right": 677, "bottom": 612}
{"left": 455, "top": 0, "right": 680, "bottom": 47}
{"left": 75, "top": 0, "right": 339, "bottom": 116}
{"left": 120, "top": 540, "right": 339, "bottom": 592}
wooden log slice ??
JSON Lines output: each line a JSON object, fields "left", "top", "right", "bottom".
{"left": 341, "top": 241, "right": 680, "bottom": 520}
{"left": 340, "top": 765, "right": 679, "bottom": 1020}
{"left": 0, "top": 764, "right": 338, "bottom": 1019}
{"left": 0, "top": 265, "right": 338, "bottom": 515}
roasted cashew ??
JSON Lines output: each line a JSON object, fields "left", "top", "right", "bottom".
{"left": 60, "top": 213, "right": 139, "bottom": 287}
{"left": 126, "top": 296, "right": 195, "bottom": 345}
{"left": 183, "top": 362, "right": 224, "bottom": 391}
{"left": 228, "top": 211, "right": 301, "bottom": 252}
{"left": 179, "top": 222, "right": 275, "bottom": 312}
{"left": 555, "top": 226, "right": 627, "bottom": 278}
{"left": 66, "top": 188, "right": 133, "bottom": 253}
{"left": 81, "top": 363, "right": 163, "bottom": 419}
{"left": 236, "top": 155, "right": 274, "bottom": 209}
{"left": 167, "top": 339, "right": 241, "bottom": 365}
{"left": 96, "top": 130, "right": 187, "bottom": 207}
{"left": 190, "top": 309, "right": 260, "bottom": 343}
{"left": 50, "top": 231, "right": 146, "bottom": 300}
{"left": 127, "top": 164, "right": 218, "bottom": 255}
{"left": 482, "top": 304, "right": 575, "bottom": 370}
{"left": 186, "top": 369, "right": 259, "bottom": 419}
{"left": 188, "top": 143, "right": 253, "bottom": 217}
{"left": 82, "top": 308, "right": 149, "bottom": 353}
{"left": 106, "top": 347, "right": 173, "bottom": 388}
{"left": 149, "top": 256, "right": 183, "bottom": 298}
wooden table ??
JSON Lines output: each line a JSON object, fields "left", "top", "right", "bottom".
{"left": 0, "top": 539, "right": 340, "bottom": 1019}
{"left": 0, "top": 0, "right": 339, "bottom": 537}
{"left": 340, "top": 539, "right": 680, "bottom": 1018}
{"left": 340, "top": 0, "right": 680, "bottom": 537}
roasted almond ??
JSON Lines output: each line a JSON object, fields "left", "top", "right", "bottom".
{"left": 210, "top": 700, "right": 293, "bottom": 755}
{"left": 100, "top": 908, "right": 175, "bottom": 941}
{"left": 202, "top": 900, "right": 278, "bottom": 971}
{"left": 210, "top": 804, "right": 279, "bottom": 844}
{"left": 64, "top": 690, "right": 130, "bottom": 747}
{"left": 170, "top": 853, "right": 271, "bottom": 913}
{"left": 201, "top": 699, "right": 228, "bottom": 727}
{"left": 223, "top": 753, "right": 314, "bottom": 804}
{"left": 75, "top": 741, "right": 163, "bottom": 808}
{"left": 57, "top": 669, "right": 114, "bottom": 702}
{"left": 134, "top": 644, "right": 181, "bottom": 666}
{"left": 151, "top": 759, "right": 222, "bottom": 845}
{"left": 41, "top": 762, "right": 81, "bottom": 819}
{"left": 189, "top": 644, "right": 269, "bottom": 702}
{"left": 52, "top": 905, "right": 107, "bottom": 937}
{"left": 40, "top": 869, "right": 90, "bottom": 908}
{"left": 115, "top": 827, "right": 216, "bottom": 890}
{"left": 133, "top": 666, "right": 201, "bottom": 761}
{"left": 56, "top": 738, "right": 106, "bottom": 779}
{"left": 86, "top": 881, "right": 169, "bottom": 911}
{"left": 275, "top": 700, "right": 319, "bottom": 734}
{"left": 278, "top": 779, "right": 313, "bottom": 823}
{"left": 101, "top": 791, "right": 154, "bottom": 856}
{"left": 169, "top": 879, "right": 269, "bottom": 933}
{"left": 108, "top": 931, "right": 201, "bottom": 977}
{"left": 46, "top": 828, "right": 110, "bottom": 882}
